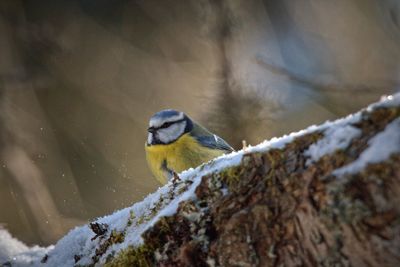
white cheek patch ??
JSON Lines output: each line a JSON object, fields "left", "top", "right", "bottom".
{"left": 149, "top": 112, "right": 184, "bottom": 128}
{"left": 147, "top": 133, "right": 153, "bottom": 145}
{"left": 157, "top": 121, "right": 186, "bottom": 144}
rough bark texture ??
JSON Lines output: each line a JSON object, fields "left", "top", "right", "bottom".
{"left": 106, "top": 104, "right": 400, "bottom": 267}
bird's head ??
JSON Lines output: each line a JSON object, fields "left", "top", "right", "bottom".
{"left": 147, "top": 109, "right": 193, "bottom": 145}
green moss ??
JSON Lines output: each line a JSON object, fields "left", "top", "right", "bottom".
{"left": 265, "top": 150, "right": 283, "bottom": 169}
{"left": 106, "top": 215, "right": 184, "bottom": 266}
{"left": 127, "top": 211, "right": 138, "bottom": 227}
{"left": 132, "top": 196, "right": 169, "bottom": 227}
{"left": 104, "top": 244, "right": 155, "bottom": 267}
{"left": 149, "top": 200, "right": 163, "bottom": 218}
{"left": 219, "top": 166, "right": 241, "bottom": 191}
{"left": 91, "top": 230, "right": 126, "bottom": 265}
{"left": 110, "top": 230, "right": 125, "bottom": 244}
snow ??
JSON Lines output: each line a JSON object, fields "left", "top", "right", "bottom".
{"left": 0, "top": 229, "right": 51, "bottom": 266}
{"left": 2, "top": 93, "right": 399, "bottom": 267}
{"left": 305, "top": 125, "right": 361, "bottom": 164}
{"left": 334, "top": 117, "right": 400, "bottom": 175}
{"left": 304, "top": 93, "right": 400, "bottom": 164}
{"left": 367, "top": 94, "right": 400, "bottom": 111}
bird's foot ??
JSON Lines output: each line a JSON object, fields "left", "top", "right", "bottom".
{"left": 172, "top": 171, "right": 181, "bottom": 183}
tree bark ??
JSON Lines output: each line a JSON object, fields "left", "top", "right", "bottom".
{"left": 107, "top": 101, "right": 400, "bottom": 267}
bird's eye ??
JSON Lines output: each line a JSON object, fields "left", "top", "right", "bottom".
{"left": 160, "top": 121, "right": 173, "bottom": 128}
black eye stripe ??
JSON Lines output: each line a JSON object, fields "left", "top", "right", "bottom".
{"left": 156, "top": 118, "right": 185, "bottom": 130}
{"left": 161, "top": 122, "right": 173, "bottom": 128}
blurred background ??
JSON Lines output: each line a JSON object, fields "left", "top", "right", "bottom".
{"left": 0, "top": 0, "right": 399, "bottom": 246}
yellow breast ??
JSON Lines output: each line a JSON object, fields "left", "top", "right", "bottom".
{"left": 145, "top": 133, "right": 225, "bottom": 184}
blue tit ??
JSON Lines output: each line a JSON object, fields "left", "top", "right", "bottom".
{"left": 145, "top": 109, "right": 234, "bottom": 185}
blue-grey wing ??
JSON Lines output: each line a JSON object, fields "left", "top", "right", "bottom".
{"left": 191, "top": 124, "right": 234, "bottom": 152}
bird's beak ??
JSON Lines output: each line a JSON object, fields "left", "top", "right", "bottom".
{"left": 147, "top": 127, "right": 155, "bottom": 133}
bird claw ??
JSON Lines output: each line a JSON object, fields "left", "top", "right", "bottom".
{"left": 172, "top": 171, "right": 181, "bottom": 183}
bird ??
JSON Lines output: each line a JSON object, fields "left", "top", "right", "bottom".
{"left": 145, "top": 109, "right": 234, "bottom": 184}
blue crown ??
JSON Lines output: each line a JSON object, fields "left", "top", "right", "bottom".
{"left": 151, "top": 109, "right": 182, "bottom": 120}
